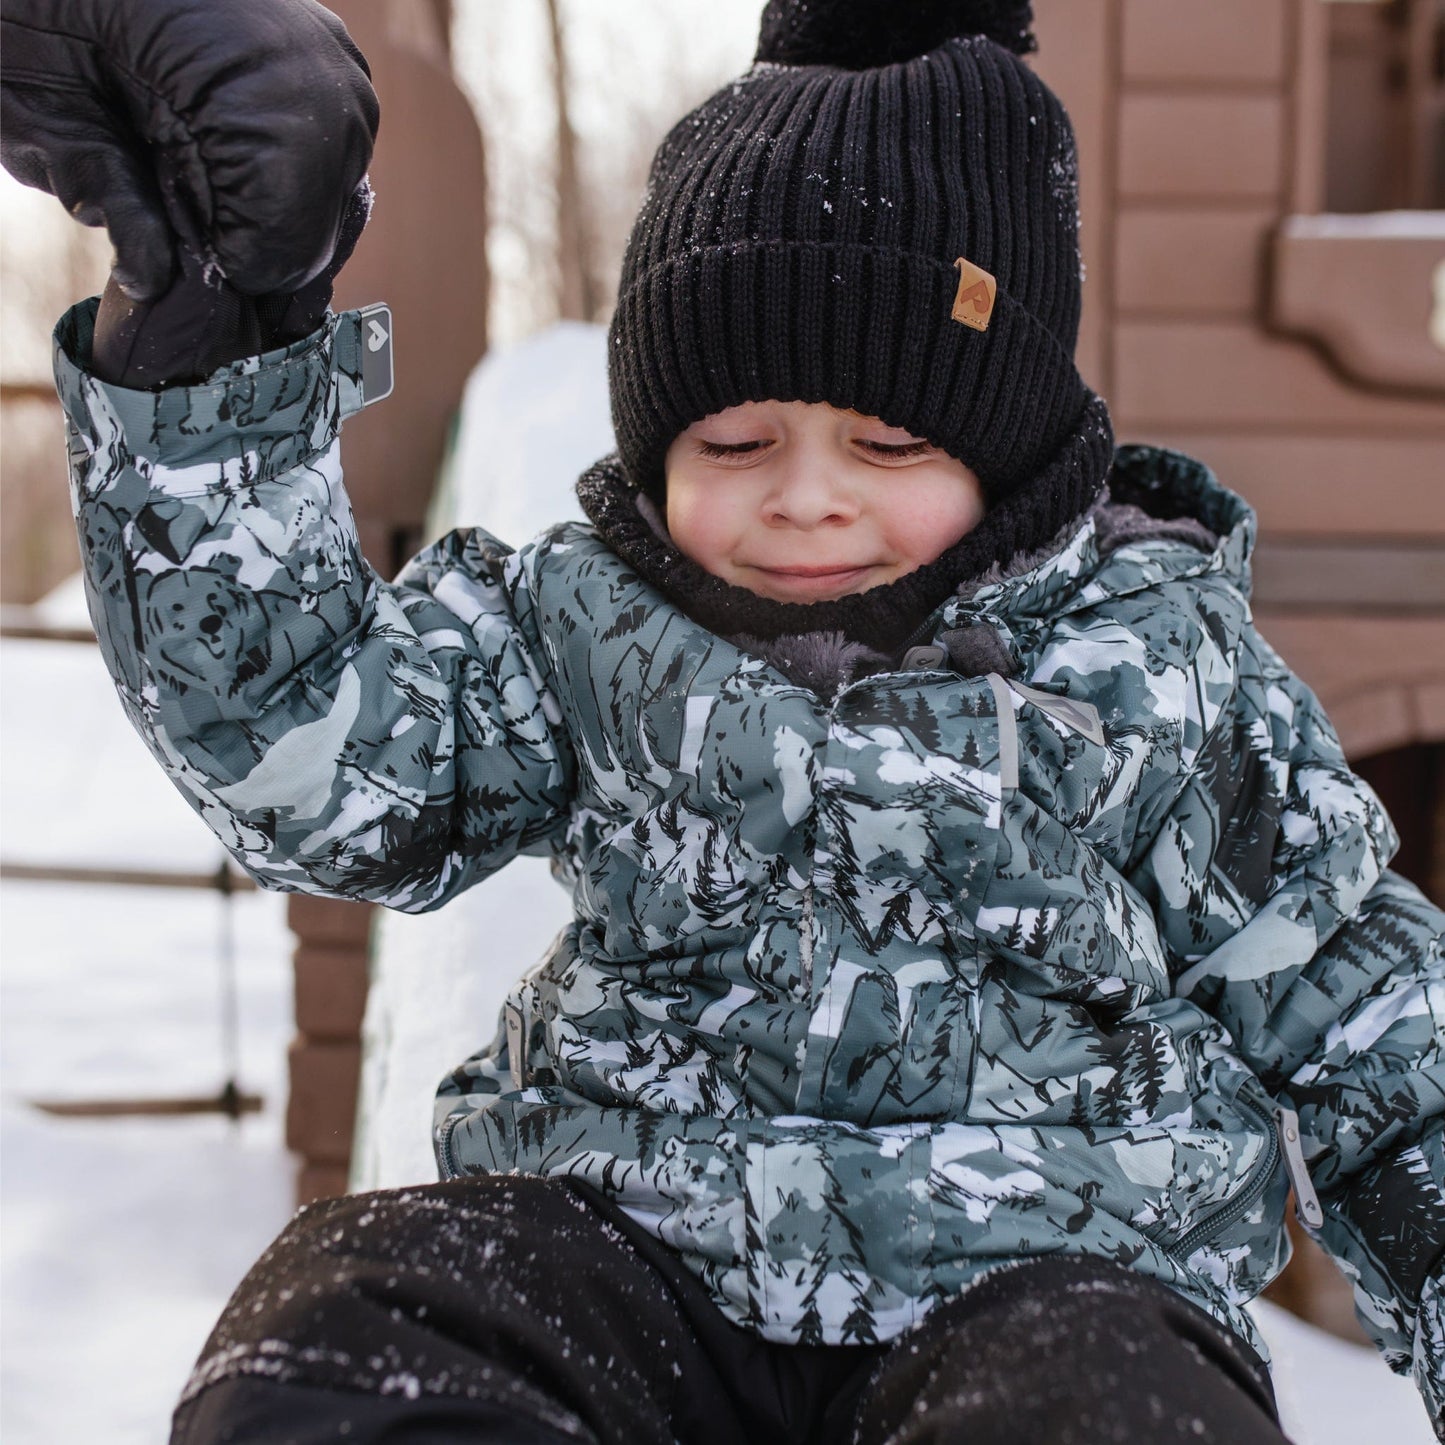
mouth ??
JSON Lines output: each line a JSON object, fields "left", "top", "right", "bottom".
{"left": 744, "top": 563, "right": 878, "bottom": 599}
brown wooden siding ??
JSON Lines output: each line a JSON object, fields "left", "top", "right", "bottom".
{"left": 1114, "top": 209, "right": 1273, "bottom": 317}
{"left": 1113, "top": 320, "right": 1445, "bottom": 429}
{"left": 1120, "top": 0, "right": 1290, "bottom": 84}
{"left": 1128, "top": 434, "right": 1445, "bottom": 538}
{"left": 1118, "top": 96, "right": 1286, "bottom": 201}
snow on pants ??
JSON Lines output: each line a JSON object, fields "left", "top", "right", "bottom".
{"left": 170, "top": 1174, "right": 1290, "bottom": 1445}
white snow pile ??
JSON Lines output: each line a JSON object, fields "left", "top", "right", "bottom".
{"left": 1, "top": 636, "right": 294, "bottom": 1445}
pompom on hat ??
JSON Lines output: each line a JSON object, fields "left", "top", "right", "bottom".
{"left": 603, "top": 0, "right": 1114, "bottom": 588}
{"left": 755, "top": 0, "right": 1037, "bottom": 66}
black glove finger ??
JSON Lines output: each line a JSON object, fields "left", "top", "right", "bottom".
{"left": 330, "top": 179, "right": 375, "bottom": 277}
{"left": 0, "top": 83, "right": 177, "bottom": 298}
{"left": 208, "top": 120, "right": 376, "bottom": 298}
{"left": 92, "top": 247, "right": 262, "bottom": 389}
{"left": 252, "top": 178, "right": 374, "bottom": 348}
{"left": 179, "top": 0, "right": 380, "bottom": 295}
{"left": 61, "top": 145, "right": 181, "bottom": 301}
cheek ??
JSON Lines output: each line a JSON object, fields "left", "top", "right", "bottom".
{"left": 665, "top": 479, "right": 728, "bottom": 565}
{"left": 887, "top": 483, "right": 987, "bottom": 565}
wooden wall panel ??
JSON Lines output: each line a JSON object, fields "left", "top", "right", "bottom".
{"left": 1119, "top": 96, "right": 1284, "bottom": 200}
{"left": 1126, "top": 434, "right": 1445, "bottom": 539}
{"left": 1286, "top": 0, "right": 1328, "bottom": 213}
{"left": 1113, "top": 320, "right": 1445, "bottom": 430}
{"left": 1271, "top": 221, "right": 1445, "bottom": 395}
{"left": 1115, "top": 209, "right": 1272, "bottom": 315}
{"left": 1121, "top": 0, "right": 1288, "bottom": 84}
{"left": 1031, "top": 0, "right": 1115, "bottom": 392}
{"left": 1252, "top": 541, "right": 1445, "bottom": 610}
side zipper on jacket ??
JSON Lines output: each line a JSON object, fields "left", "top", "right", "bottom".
{"left": 1171, "top": 1091, "right": 1281, "bottom": 1260}
{"left": 435, "top": 1113, "right": 463, "bottom": 1181}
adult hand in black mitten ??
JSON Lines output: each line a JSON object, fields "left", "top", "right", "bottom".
{"left": 1, "top": 0, "right": 379, "bottom": 384}
{"left": 88, "top": 177, "right": 373, "bottom": 388}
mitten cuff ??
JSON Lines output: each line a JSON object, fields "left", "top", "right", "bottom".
{"left": 53, "top": 298, "right": 373, "bottom": 488}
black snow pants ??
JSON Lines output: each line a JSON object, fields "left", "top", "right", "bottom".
{"left": 171, "top": 1175, "right": 1291, "bottom": 1445}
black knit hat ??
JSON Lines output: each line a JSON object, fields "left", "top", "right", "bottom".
{"left": 606, "top": 0, "right": 1112, "bottom": 560}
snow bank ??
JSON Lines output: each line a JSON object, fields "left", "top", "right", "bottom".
{"left": 355, "top": 321, "right": 608, "bottom": 1188}
{"left": 430, "top": 317, "right": 610, "bottom": 543}
{"left": 2, "top": 622, "right": 297, "bottom": 1444}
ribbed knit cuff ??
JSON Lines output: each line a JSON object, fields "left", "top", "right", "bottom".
{"left": 609, "top": 240, "right": 1088, "bottom": 500}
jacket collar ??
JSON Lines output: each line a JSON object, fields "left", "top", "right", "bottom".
{"left": 950, "top": 445, "right": 1256, "bottom": 634}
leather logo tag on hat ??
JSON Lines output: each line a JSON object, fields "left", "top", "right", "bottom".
{"left": 952, "top": 258, "right": 997, "bottom": 332}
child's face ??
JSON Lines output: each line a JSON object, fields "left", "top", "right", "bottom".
{"left": 664, "top": 401, "right": 986, "bottom": 603}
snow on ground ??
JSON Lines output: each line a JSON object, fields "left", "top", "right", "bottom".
{"left": 1, "top": 638, "right": 295, "bottom": 1445}
{"left": 1258, "top": 1298, "right": 1434, "bottom": 1445}
{"left": 3, "top": 323, "right": 1434, "bottom": 1443}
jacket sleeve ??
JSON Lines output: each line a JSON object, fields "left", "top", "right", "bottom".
{"left": 1131, "top": 616, "right": 1445, "bottom": 1426}
{"left": 52, "top": 298, "right": 576, "bottom": 913}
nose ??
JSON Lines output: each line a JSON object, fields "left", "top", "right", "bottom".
{"left": 764, "top": 461, "right": 858, "bottom": 530}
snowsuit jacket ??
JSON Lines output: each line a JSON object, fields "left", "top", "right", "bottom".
{"left": 53, "top": 300, "right": 1445, "bottom": 1419}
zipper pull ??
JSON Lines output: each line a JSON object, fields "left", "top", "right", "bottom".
{"left": 1272, "top": 1103, "right": 1325, "bottom": 1229}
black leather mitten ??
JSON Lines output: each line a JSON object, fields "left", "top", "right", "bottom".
{"left": 87, "top": 178, "right": 373, "bottom": 388}
{"left": 1, "top": 0, "right": 379, "bottom": 386}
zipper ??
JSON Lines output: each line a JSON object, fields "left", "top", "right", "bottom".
{"left": 897, "top": 614, "right": 942, "bottom": 655}
{"left": 435, "top": 1113, "right": 463, "bottom": 1181}
{"left": 1171, "top": 1091, "right": 1280, "bottom": 1260}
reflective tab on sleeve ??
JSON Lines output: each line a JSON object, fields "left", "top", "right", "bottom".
{"left": 333, "top": 303, "right": 394, "bottom": 417}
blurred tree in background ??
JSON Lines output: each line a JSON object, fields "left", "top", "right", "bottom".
{"left": 0, "top": 0, "right": 755, "bottom": 605}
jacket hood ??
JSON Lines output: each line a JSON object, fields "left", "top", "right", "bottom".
{"left": 951, "top": 444, "right": 1256, "bottom": 633}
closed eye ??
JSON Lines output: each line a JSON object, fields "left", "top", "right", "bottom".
{"left": 856, "top": 440, "right": 932, "bottom": 459}
{"left": 696, "top": 439, "right": 773, "bottom": 459}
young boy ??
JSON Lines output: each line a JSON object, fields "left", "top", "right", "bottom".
{"left": 5, "top": 0, "right": 1442, "bottom": 1440}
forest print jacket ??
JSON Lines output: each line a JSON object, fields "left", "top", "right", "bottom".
{"left": 54, "top": 301, "right": 1444, "bottom": 1420}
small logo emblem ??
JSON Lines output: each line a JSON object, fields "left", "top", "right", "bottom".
{"left": 358, "top": 303, "right": 395, "bottom": 406}
{"left": 952, "top": 257, "right": 997, "bottom": 332}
